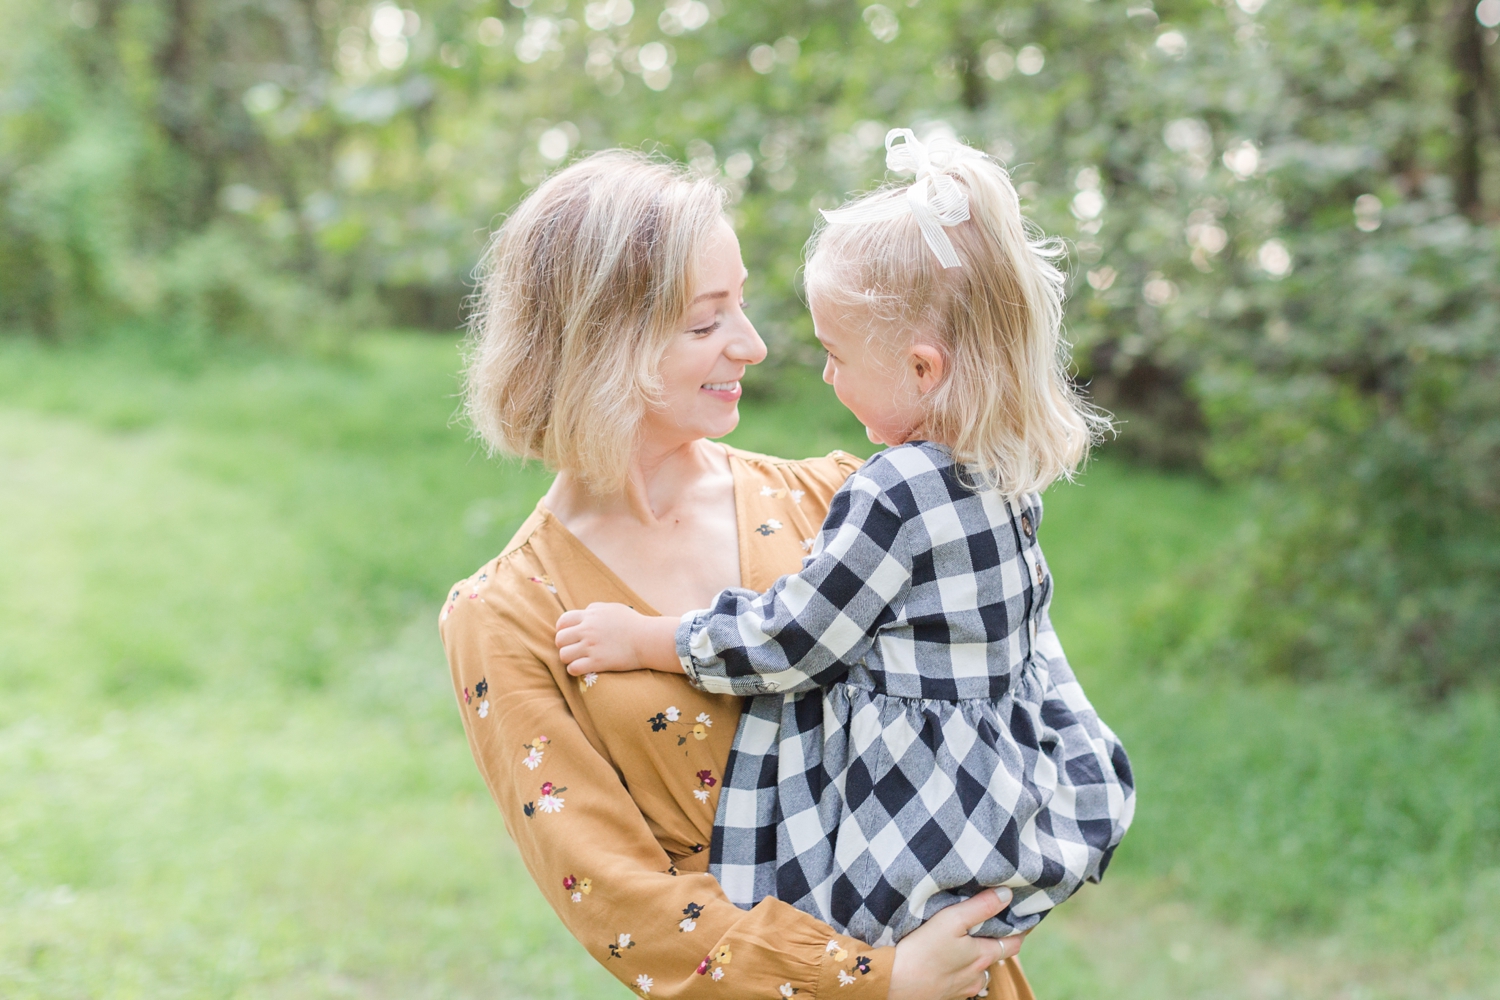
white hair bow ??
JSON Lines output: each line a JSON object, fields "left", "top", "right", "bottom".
{"left": 821, "top": 128, "right": 986, "bottom": 268}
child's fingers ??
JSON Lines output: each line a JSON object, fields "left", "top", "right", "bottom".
{"left": 555, "top": 609, "right": 584, "bottom": 631}
{"left": 563, "top": 655, "right": 592, "bottom": 675}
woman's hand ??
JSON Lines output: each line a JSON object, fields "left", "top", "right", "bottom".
{"left": 889, "top": 889, "right": 1027, "bottom": 1000}
{"left": 556, "top": 603, "right": 683, "bottom": 675}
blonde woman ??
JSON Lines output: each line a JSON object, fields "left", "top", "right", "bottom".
{"left": 441, "top": 150, "right": 1035, "bottom": 999}
{"left": 555, "top": 131, "right": 1135, "bottom": 952}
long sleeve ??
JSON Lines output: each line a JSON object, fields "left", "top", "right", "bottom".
{"left": 441, "top": 582, "right": 895, "bottom": 999}
{"left": 677, "top": 471, "right": 912, "bottom": 697}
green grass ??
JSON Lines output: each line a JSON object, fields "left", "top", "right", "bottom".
{"left": 1, "top": 331, "right": 1495, "bottom": 998}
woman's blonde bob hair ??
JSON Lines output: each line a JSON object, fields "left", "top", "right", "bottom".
{"left": 463, "top": 150, "right": 727, "bottom": 492}
{"left": 805, "top": 149, "right": 1110, "bottom": 497}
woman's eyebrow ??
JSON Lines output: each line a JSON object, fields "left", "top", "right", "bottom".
{"left": 689, "top": 271, "right": 749, "bottom": 304}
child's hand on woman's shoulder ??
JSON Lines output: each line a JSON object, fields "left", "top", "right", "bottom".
{"left": 556, "top": 603, "right": 683, "bottom": 675}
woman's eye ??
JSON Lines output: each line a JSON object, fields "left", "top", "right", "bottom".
{"left": 691, "top": 320, "right": 720, "bottom": 336}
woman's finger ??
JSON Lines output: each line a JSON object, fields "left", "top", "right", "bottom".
{"left": 936, "top": 887, "right": 1011, "bottom": 933}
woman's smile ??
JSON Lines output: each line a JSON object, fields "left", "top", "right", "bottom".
{"left": 701, "top": 379, "right": 742, "bottom": 401}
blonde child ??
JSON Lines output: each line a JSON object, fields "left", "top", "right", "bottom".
{"left": 555, "top": 129, "right": 1135, "bottom": 949}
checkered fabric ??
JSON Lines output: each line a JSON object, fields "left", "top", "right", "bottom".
{"left": 677, "top": 442, "right": 1135, "bottom": 946}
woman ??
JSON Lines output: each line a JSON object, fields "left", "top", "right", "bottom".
{"left": 440, "top": 150, "right": 1034, "bottom": 999}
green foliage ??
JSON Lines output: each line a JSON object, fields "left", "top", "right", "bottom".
{"left": 3, "top": 0, "right": 1497, "bottom": 683}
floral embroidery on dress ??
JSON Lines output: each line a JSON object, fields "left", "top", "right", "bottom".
{"left": 478, "top": 699, "right": 490, "bottom": 718}
{"left": 712, "top": 968, "right": 725, "bottom": 981}
{"left": 635, "top": 973, "right": 654, "bottom": 995}
{"left": 825, "top": 939, "right": 849, "bottom": 963}
{"left": 441, "top": 587, "right": 460, "bottom": 620}
{"left": 607, "top": 933, "right": 635, "bottom": 959}
{"left": 800, "top": 537, "right": 817, "bottom": 552}
{"left": 854, "top": 956, "right": 872, "bottom": 975}
{"left": 523, "top": 735, "right": 550, "bottom": 770}
{"left": 463, "top": 686, "right": 472, "bottom": 705}
{"left": 837, "top": 970, "right": 856, "bottom": 986}
{"left": 649, "top": 706, "right": 706, "bottom": 748}
{"left": 578, "top": 672, "right": 598, "bottom": 693}
{"left": 789, "top": 489, "right": 805, "bottom": 504}
{"left": 666, "top": 863, "right": 679, "bottom": 876}
{"left": 679, "top": 901, "right": 703, "bottom": 931}
{"left": 754, "top": 519, "right": 783, "bottom": 536}
{"left": 778, "top": 983, "right": 800, "bottom": 997}
{"left": 562, "top": 874, "right": 593, "bottom": 903}
{"left": 468, "top": 572, "right": 488, "bottom": 598}
{"left": 529, "top": 575, "right": 557, "bottom": 594}
{"left": 523, "top": 781, "right": 566, "bottom": 817}
{"left": 693, "top": 769, "right": 717, "bottom": 803}
{"left": 696, "top": 944, "right": 732, "bottom": 979}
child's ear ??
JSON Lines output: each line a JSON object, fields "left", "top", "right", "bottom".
{"left": 909, "top": 344, "right": 945, "bottom": 394}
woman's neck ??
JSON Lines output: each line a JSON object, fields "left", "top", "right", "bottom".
{"left": 543, "top": 437, "right": 730, "bottom": 528}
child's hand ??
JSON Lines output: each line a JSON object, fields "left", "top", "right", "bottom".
{"left": 556, "top": 603, "right": 646, "bottom": 674}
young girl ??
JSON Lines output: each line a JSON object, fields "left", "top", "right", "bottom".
{"left": 555, "top": 129, "right": 1135, "bottom": 949}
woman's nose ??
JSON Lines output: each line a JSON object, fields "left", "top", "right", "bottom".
{"left": 726, "top": 317, "right": 768, "bottom": 365}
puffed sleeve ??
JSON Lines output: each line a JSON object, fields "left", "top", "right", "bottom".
{"left": 441, "top": 578, "right": 895, "bottom": 999}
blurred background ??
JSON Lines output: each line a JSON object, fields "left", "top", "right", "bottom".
{"left": 2, "top": 0, "right": 1498, "bottom": 996}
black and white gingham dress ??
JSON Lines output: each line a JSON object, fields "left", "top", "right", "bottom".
{"left": 675, "top": 442, "right": 1135, "bottom": 946}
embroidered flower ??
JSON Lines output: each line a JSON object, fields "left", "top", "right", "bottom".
{"left": 779, "top": 984, "right": 798, "bottom": 997}
{"left": 463, "top": 687, "right": 472, "bottom": 704}
{"left": 535, "top": 781, "right": 566, "bottom": 814}
{"left": 696, "top": 956, "right": 712, "bottom": 976}
{"left": 522, "top": 735, "right": 550, "bottom": 770}
{"left": 648, "top": 712, "right": 669, "bottom": 732}
{"left": 696, "top": 712, "right": 712, "bottom": 727}
{"left": 837, "top": 970, "right": 856, "bottom": 986}
{"left": 475, "top": 678, "right": 489, "bottom": 698}
{"left": 679, "top": 916, "right": 697, "bottom": 932}
{"left": 580, "top": 877, "right": 592, "bottom": 894}
{"left": 692, "top": 723, "right": 708, "bottom": 740}
{"left": 529, "top": 575, "right": 557, "bottom": 594}
{"left": 571, "top": 892, "right": 583, "bottom": 903}
{"left": 664, "top": 706, "right": 680, "bottom": 722}
{"left": 478, "top": 699, "right": 490, "bottom": 718}
{"left": 713, "top": 945, "right": 732, "bottom": 965}
{"left": 712, "top": 967, "right": 724, "bottom": 981}
{"left": 696, "top": 769, "right": 717, "bottom": 788}
{"left": 607, "top": 933, "right": 635, "bottom": 959}
{"left": 801, "top": 537, "right": 817, "bottom": 552}
{"left": 754, "top": 521, "right": 780, "bottom": 536}
{"left": 854, "top": 956, "right": 872, "bottom": 975}
{"left": 635, "top": 974, "right": 654, "bottom": 994}
{"left": 759, "top": 486, "right": 782, "bottom": 498}
{"left": 825, "top": 940, "right": 848, "bottom": 963}
{"left": 693, "top": 789, "right": 709, "bottom": 803}
{"left": 789, "top": 489, "right": 804, "bottom": 504}
{"left": 579, "top": 672, "right": 598, "bottom": 693}
{"left": 563, "top": 874, "right": 576, "bottom": 890}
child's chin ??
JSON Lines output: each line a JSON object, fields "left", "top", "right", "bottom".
{"left": 864, "top": 426, "right": 884, "bottom": 445}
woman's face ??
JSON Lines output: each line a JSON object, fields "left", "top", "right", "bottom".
{"left": 642, "top": 219, "right": 766, "bottom": 448}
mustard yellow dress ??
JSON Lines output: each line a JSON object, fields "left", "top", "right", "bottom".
{"left": 440, "top": 446, "right": 1036, "bottom": 1000}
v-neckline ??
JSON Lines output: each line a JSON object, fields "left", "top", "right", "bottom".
{"left": 535, "top": 446, "right": 750, "bottom": 617}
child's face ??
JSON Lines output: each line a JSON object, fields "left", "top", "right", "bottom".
{"left": 811, "top": 296, "right": 940, "bottom": 447}
{"left": 644, "top": 219, "right": 765, "bottom": 447}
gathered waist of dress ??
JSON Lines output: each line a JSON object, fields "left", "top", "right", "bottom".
{"left": 840, "top": 656, "right": 1046, "bottom": 705}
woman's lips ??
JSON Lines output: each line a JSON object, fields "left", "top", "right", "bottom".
{"left": 700, "top": 380, "right": 741, "bottom": 402}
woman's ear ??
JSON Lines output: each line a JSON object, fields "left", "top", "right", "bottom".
{"left": 908, "top": 343, "right": 945, "bottom": 395}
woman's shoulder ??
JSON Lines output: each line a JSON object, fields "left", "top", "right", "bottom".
{"left": 723, "top": 444, "right": 864, "bottom": 499}
{"left": 438, "top": 506, "right": 565, "bottom": 657}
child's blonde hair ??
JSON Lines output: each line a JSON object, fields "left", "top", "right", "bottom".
{"left": 805, "top": 144, "right": 1109, "bottom": 497}
{"left": 463, "top": 150, "right": 727, "bottom": 493}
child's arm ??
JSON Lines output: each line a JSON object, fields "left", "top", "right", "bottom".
{"left": 556, "top": 603, "right": 683, "bottom": 675}
{"left": 679, "top": 474, "right": 912, "bottom": 697}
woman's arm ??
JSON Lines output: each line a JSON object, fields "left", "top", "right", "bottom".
{"left": 442, "top": 589, "right": 895, "bottom": 999}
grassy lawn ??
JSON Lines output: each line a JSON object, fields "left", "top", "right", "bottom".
{"left": 1, "top": 332, "right": 1495, "bottom": 999}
